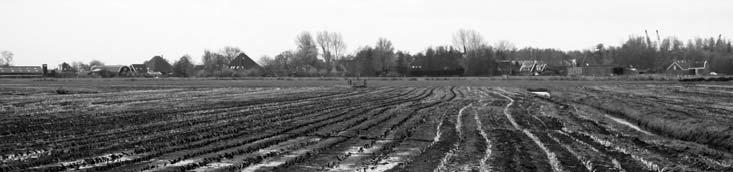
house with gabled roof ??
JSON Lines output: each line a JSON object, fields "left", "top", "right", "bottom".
{"left": 228, "top": 53, "right": 261, "bottom": 70}
{"left": 666, "top": 60, "right": 708, "bottom": 75}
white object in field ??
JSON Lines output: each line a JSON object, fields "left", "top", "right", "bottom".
{"left": 710, "top": 72, "right": 718, "bottom": 75}
{"left": 530, "top": 91, "right": 550, "bottom": 98}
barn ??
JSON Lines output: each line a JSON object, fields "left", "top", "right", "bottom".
{"left": 229, "top": 53, "right": 261, "bottom": 70}
{"left": 666, "top": 60, "right": 708, "bottom": 75}
{"left": 0, "top": 66, "right": 45, "bottom": 78}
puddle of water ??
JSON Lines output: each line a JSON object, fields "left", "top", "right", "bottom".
{"left": 605, "top": 115, "right": 655, "bottom": 136}
{"left": 530, "top": 91, "right": 550, "bottom": 97}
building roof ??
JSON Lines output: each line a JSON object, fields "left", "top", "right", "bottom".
{"left": 517, "top": 60, "right": 548, "bottom": 72}
{"left": 229, "top": 53, "right": 261, "bottom": 70}
{"left": 0, "top": 66, "right": 43, "bottom": 74}
{"left": 130, "top": 64, "right": 148, "bottom": 73}
{"left": 667, "top": 60, "right": 707, "bottom": 71}
{"left": 91, "top": 65, "right": 131, "bottom": 73}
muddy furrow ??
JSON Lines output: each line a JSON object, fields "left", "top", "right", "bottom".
{"left": 137, "top": 87, "right": 436, "bottom": 172}
{"left": 102, "top": 88, "right": 430, "bottom": 172}
{"left": 18, "top": 89, "right": 399, "bottom": 170}
{"left": 273, "top": 87, "right": 450, "bottom": 172}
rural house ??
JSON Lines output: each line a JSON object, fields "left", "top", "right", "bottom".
{"left": 229, "top": 53, "right": 261, "bottom": 70}
{"left": 0, "top": 66, "right": 45, "bottom": 78}
{"left": 517, "top": 60, "right": 548, "bottom": 75}
{"left": 666, "top": 60, "right": 708, "bottom": 75}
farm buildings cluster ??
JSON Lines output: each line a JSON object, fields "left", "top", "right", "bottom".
{"left": 0, "top": 53, "right": 262, "bottom": 78}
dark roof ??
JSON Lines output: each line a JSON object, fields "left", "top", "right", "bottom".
{"left": 91, "top": 65, "right": 131, "bottom": 73}
{"left": 229, "top": 53, "right": 261, "bottom": 70}
{"left": 130, "top": 64, "right": 148, "bottom": 73}
{"left": 667, "top": 60, "right": 707, "bottom": 71}
{"left": 0, "top": 66, "right": 43, "bottom": 74}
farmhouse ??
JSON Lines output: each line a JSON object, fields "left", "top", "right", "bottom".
{"left": 0, "top": 66, "right": 45, "bottom": 78}
{"left": 229, "top": 53, "right": 261, "bottom": 70}
{"left": 517, "top": 60, "right": 548, "bottom": 75}
{"left": 666, "top": 60, "right": 708, "bottom": 75}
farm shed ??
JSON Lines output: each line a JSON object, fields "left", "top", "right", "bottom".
{"left": 666, "top": 60, "right": 708, "bottom": 75}
{"left": 229, "top": 53, "right": 261, "bottom": 70}
{"left": 0, "top": 66, "right": 44, "bottom": 78}
{"left": 90, "top": 65, "right": 132, "bottom": 77}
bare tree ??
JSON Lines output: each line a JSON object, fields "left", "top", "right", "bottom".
{"left": 375, "top": 38, "right": 395, "bottom": 73}
{"left": 452, "top": 29, "right": 485, "bottom": 54}
{"left": 294, "top": 32, "right": 319, "bottom": 67}
{"left": 1, "top": 51, "right": 13, "bottom": 66}
{"left": 89, "top": 60, "right": 105, "bottom": 67}
{"left": 220, "top": 46, "right": 243, "bottom": 62}
{"left": 494, "top": 40, "right": 516, "bottom": 52}
{"left": 316, "top": 31, "right": 346, "bottom": 71}
{"left": 71, "top": 61, "right": 90, "bottom": 72}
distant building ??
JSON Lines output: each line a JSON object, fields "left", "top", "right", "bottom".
{"left": 0, "top": 66, "right": 45, "bottom": 78}
{"left": 666, "top": 60, "right": 708, "bottom": 75}
{"left": 407, "top": 60, "right": 464, "bottom": 76}
{"left": 517, "top": 60, "right": 548, "bottom": 75}
{"left": 567, "top": 66, "right": 614, "bottom": 76}
{"left": 58, "top": 63, "right": 74, "bottom": 72}
{"left": 497, "top": 60, "right": 548, "bottom": 75}
{"left": 229, "top": 53, "right": 261, "bottom": 70}
{"left": 130, "top": 64, "right": 148, "bottom": 74}
{"left": 90, "top": 65, "right": 132, "bottom": 77}
{"left": 567, "top": 65, "right": 637, "bottom": 76}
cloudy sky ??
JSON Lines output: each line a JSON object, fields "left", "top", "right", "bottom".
{"left": 1, "top": 0, "right": 731, "bottom": 66}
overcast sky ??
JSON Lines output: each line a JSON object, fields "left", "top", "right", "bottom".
{"left": 1, "top": 0, "right": 731, "bottom": 66}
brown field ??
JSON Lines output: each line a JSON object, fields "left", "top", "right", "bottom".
{"left": 1, "top": 78, "right": 732, "bottom": 172}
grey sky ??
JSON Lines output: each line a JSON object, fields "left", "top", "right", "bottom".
{"left": 1, "top": 0, "right": 731, "bottom": 66}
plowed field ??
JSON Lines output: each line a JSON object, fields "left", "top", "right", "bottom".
{"left": 2, "top": 79, "right": 732, "bottom": 172}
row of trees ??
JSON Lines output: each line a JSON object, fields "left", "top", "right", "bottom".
{"left": 572, "top": 32, "right": 733, "bottom": 73}
{"left": 259, "top": 31, "right": 347, "bottom": 76}
{"left": 8, "top": 29, "right": 733, "bottom": 77}
{"left": 258, "top": 30, "right": 507, "bottom": 77}
{"left": 60, "top": 47, "right": 253, "bottom": 77}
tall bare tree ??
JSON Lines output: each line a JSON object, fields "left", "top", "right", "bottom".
{"left": 294, "top": 32, "right": 319, "bottom": 67}
{"left": 494, "top": 40, "right": 516, "bottom": 52}
{"left": 374, "top": 38, "right": 395, "bottom": 73}
{"left": 0, "top": 51, "right": 13, "bottom": 66}
{"left": 452, "top": 29, "right": 485, "bottom": 54}
{"left": 316, "top": 31, "right": 346, "bottom": 71}
{"left": 220, "top": 46, "right": 243, "bottom": 62}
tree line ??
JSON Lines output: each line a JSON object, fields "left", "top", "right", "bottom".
{"left": 6, "top": 29, "right": 733, "bottom": 77}
{"left": 258, "top": 29, "right": 733, "bottom": 76}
